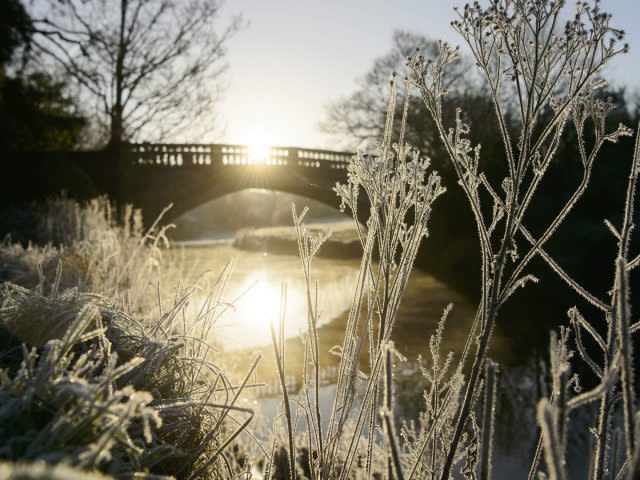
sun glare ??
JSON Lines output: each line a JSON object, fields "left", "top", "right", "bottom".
{"left": 228, "top": 273, "right": 290, "bottom": 346}
{"left": 247, "top": 142, "right": 271, "bottom": 164}
{"left": 243, "top": 278, "right": 281, "bottom": 332}
{"left": 216, "top": 271, "right": 310, "bottom": 350}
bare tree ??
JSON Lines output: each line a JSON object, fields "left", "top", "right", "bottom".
{"left": 29, "top": 0, "right": 241, "bottom": 146}
{"left": 322, "top": 31, "right": 475, "bottom": 151}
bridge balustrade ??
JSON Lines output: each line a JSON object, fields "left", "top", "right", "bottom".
{"left": 127, "top": 143, "right": 353, "bottom": 171}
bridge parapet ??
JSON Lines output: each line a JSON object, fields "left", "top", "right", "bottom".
{"left": 128, "top": 143, "right": 353, "bottom": 171}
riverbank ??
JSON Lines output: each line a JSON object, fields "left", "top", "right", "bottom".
{"left": 232, "top": 219, "right": 363, "bottom": 259}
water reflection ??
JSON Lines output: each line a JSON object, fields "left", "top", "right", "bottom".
{"left": 169, "top": 242, "right": 512, "bottom": 365}
{"left": 168, "top": 242, "right": 527, "bottom": 476}
{"left": 218, "top": 271, "right": 300, "bottom": 349}
{"left": 172, "top": 245, "right": 360, "bottom": 350}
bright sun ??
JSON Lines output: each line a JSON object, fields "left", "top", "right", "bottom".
{"left": 247, "top": 142, "right": 271, "bottom": 164}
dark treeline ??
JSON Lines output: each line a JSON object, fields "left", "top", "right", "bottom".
{"left": 0, "top": 0, "right": 85, "bottom": 153}
{"left": 1, "top": 0, "right": 236, "bottom": 151}
{"left": 0, "top": 0, "right": 95, "bottom": 241}
{"left": 326, "top": 31, "right": 640, "bottom": 362}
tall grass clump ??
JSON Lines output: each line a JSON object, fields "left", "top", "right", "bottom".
{"left": 1, "top": 195, "right": 170, "bottom": 305}
{"left": 262, "top": 1, "right": 640, "bottom": 479}
{"left": 0, "top": 198, "right": 257, "bottom": 479}
{"left": 260, "top": 75, "right": 447, "bottom": 479}
{"left": 0, "top": 460, "right": 115, "bottom": 479}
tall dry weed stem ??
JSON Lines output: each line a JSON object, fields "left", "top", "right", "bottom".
{"left": 403, "top": 1, "right": 638, "bottom": 478}
{"left": 266, "top": 1, "right": 640, "bottom": 479}
{"left": 265, "top": 74, "right": 446, "bottom": 480}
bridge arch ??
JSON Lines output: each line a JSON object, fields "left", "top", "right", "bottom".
{"left": 116, "top": 143, "right": 354, "bottom": 224}
{"left": 170, "top": 187, "right": 353, "bottom": 241}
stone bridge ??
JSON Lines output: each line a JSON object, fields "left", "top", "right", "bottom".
{"left": 121, "top": 143, "right": 354, "bottom": 222}
{"left": 1, "top": 143, "right": 356, "bottom": 224}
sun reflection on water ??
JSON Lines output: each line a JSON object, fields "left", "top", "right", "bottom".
{"left": 236, "top": 274, "right": 284, "bottom": 339}
{"left": 218, "top": 272, "right": 308, "bottom": 349}
{"left": 172, "top": 246, "right": 360, "bottom": 352}
{"left": 213, "top": 267, "right": 359, "bottom": 351}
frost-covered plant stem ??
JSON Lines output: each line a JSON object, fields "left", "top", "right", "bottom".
{"left": 589, "top": 125, "right": 640, "bottom": 480}
{"left": 537, "top": 399, "right": 567, "bottom": 480}
{"left": 382, "top": 341, "right": 405, "bottom": 480}
{"left": 406, "top": 2, "right": 630, "bottom": 477}
{"left": 525, "top": 124, "right": 639, "bottom": 480}
{"left": 479, "top": 360, "right": 498, "bottom": 480}
{"left": 293, "top": 208, "right": 326, "bottom": 478}
{"left": 270, "top": 283, "right": 296, "bottom": 480}
{"left": 275, "top": 76, "right": 445, "bottom": 479}
{"left": 324, "top": 76, "right": 444, "bottom": 479}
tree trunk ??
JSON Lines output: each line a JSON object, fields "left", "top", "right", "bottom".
{"left": 109, "top": 0, "right": 128, "bottom": 147}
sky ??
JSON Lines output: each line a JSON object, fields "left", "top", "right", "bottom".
{"left": 214, "top": 0, "right": 640, "bottom": 150}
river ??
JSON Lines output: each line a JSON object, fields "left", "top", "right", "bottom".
{"left": 167, "top": 239, "right": 514, "bottom": 369}
{"left": 166, "top": 238, "right": 544, "bottom": 479}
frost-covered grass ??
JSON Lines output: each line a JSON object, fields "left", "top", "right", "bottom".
{"left": 0, "top": 460, "right": 114, "bottom": 479}
{"left": 0, "top": 196, "right": 170, "bottom": 304}
{"left": 0, "top": 198, "right": 256, "bottom": 479}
